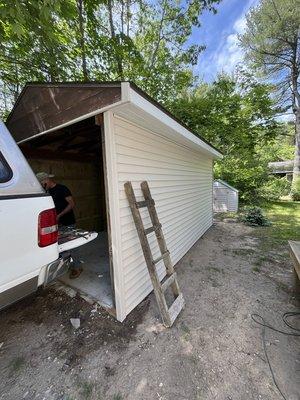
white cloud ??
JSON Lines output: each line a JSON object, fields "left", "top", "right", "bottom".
{"left": 196, "top": 0, "right": 258, "bottom": 81}
{"left": 233, "top": 13, "right": 247, "bottom": 33}
{"left": 214, "top": 13, "right": 247, "bottom": 74}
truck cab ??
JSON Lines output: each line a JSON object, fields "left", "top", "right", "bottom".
{"left": 0, "top": 121, "right": 96, "bottom": 310}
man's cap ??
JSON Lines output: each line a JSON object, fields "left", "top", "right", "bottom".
{"left": 36, "top": 172, "right": 55, "bottom": 182}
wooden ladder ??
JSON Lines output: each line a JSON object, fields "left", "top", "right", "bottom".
{"left": 124, "top": 181, "right": 185, "bottom": 327}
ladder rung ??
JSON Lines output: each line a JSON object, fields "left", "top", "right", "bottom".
{"left": 161, "top": 272, "right": 177, "bottom": 292}
{"left": 152, "top": 251, "right": 169, "bottom": 265}
{"left": 168, "top": 293, "right": 185, "bottom": 326}
{"left": 144, "top": 224, "right": 162, "bottom": 235}
{"left": 135, "top": 199, "right": 154, "bottom": 208}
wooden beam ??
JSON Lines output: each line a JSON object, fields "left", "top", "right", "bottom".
{"left": 57, "top": 132, "right": 78, "bottom": 150}
{"left": 62, "top": 138, "right": 100, "bottom": 151}
{"left": 30, "top": 131, "right": 69, "bottom": 148}
{"left": 95, "top": 114, "right": 103, "bottom": 126}
{"left": 20, "top": 145, "right": 97, "bottom": 163}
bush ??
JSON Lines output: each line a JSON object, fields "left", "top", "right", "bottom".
{"left": 241, "top": 207, "right": 271, "bottom": 226}
{"left": 258, "top": 177, "right": 291, "bottom": 201}
{"left": 291, "top": 176, "right": 300, "bottom": 201}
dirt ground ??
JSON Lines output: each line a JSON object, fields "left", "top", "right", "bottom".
{"left": 0, "top": 219, "right": 299, "bottom": 400}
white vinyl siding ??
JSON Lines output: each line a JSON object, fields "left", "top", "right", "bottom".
{"left": 227, "top": 192, "right": 238, "bottom": 212}
{"left": 107, "top": 112, "right": 214, "bottom": 320}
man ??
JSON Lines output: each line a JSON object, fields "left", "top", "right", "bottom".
{"left": 36, "top": 172, "right": 82, "bottom": 279}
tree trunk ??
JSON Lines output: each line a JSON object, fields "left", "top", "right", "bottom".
{"left": 77, "top": 0, "right": 89, "bottom": 81}
{"left": 291, "top": 104, "right": 300, "bottom": 198}
{"left": 107, "top": 0, "right": 124, "bottom": 79}
{"left": 290, "top": 46, "right": 300, "bottom": 199}
{"left": 292, "top": 108, "right": 300, "bottom": 179}
{"left": 126, "top": 0, "right": 130, "bottom": 37}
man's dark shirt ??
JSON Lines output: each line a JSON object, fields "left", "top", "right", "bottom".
{"left": 48, "top": 184, "right": 76, "bottom": 226}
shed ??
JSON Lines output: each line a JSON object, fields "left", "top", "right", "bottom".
{"left": 6, "top": 82, "right": 222, "bottom": 322}
{"left": 268, "top": 160, "right": 294, "bottom": 181}
{"left": 213, "top": 180, "right": 238, "bottom": 212}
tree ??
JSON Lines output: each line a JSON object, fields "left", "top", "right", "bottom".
{"left": 0, "top": 0, "right": 221, "bottom": 117}
{"left": 170, "top": 74, "right": 283, "bottom": 201}
{"left": 0, "top": 0, "right": 78, "bottom": 111}
{"left": 239, "top": 0, "right": 300, "bottom": 199}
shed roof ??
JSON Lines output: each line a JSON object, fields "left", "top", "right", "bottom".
{"left": 268, "top": 160, "right": 294, "bottom": 174}
{"left": 6, "top": 81, "right": 221, "bottom": 158}
{"left": 214, "top": 179, "right": 238, "bottom": 192}
{"left": 6, "top": 82, "right": 122, "bottom": 143}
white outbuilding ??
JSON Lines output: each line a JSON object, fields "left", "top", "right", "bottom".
{"left": 7, "top": 82, "right": 222, "bottom": 322}
{"left": 213, "top": 179, "right": 239, "bottom": 213}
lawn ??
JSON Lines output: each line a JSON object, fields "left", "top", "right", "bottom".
{"left": 258, "top": 200, "right": 300, "bottom": 241}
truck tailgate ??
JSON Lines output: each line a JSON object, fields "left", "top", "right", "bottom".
{"left": 58, "top": 228, "right": 98, "bottom": 252}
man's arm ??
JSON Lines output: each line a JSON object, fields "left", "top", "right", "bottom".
{"left": 57, "top": 196, "right": 75, "bottom": 221}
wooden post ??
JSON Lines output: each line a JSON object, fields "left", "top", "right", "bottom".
{"left": 95, "top": 113, "right": 116, "bottom": 307}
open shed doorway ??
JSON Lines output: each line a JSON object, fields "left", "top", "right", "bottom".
{"left": 20, "top": 115, "right": 115, "bottom": 312}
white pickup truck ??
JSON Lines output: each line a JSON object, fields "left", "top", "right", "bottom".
{"left": 0, "top": 121, "right": 97, "bottom": 310}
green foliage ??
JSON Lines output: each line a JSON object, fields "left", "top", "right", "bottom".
{"left": 0, "top": 0, "right": 221, "bottom": 117}
{"left": 291, "top": 176, "right": 300, "bottom": 201}
{"left": 171, "top": 74, "right": 285, "bottom": 201}
{"left": 241, "top": 207, "right": 271, "bottom": 226}
{"left": 240, "top": 0, "right": 299, "bottom": 103}
{"left": 259, "top": 126, "right": 294, "bottom": 161}
{"left": 240, "top": 0, "right": 300, "bottom": 198}
{"left": 258, "top": 177, "right": 291, "bottom": 201}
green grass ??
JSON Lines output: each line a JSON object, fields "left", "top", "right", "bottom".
{"left": 9, "top": 356, "right": 26, "bottom": 374}
{"left": 215, "top": 212, "right": 238, "bottom": 221}
{"left": 79, "top": 382, "right": 94, "bottom": 399}
{"left": 180, "top": 322, "right": 190, "bottom": 334}
{"left": 257, "top": 200, "right": 300, "bottom": 241}
{"left": 113, "top": 394, "right": 123, "bottom": 400}
{"left": 252, "top": 266, "right": 261, "bottom": 273}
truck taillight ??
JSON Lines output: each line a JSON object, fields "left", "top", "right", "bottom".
{"left": 38, "top": 208, "right": 58, "bottom": 247}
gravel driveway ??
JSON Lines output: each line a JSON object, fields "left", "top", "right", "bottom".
{"left": 0, "top": 219, "right": 299, "bottom": 400}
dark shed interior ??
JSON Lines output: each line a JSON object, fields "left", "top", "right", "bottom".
{"left": 20, "top": 116, "right": 106, "bottom": 232}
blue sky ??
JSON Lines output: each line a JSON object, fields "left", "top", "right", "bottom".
{"left": 190, "top": 0, "right": 259, "bottom": 82}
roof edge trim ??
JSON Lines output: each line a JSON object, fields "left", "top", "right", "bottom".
{"left": 128, "top": 83, "right": 222, "bottom": 159}
{"left": 214, "top": 179, "right": 238, "bottom": 192}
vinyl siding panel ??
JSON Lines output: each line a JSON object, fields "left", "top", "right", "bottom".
{"left": 213, "top": 188, "right": 228, "bottom": 212}
{"left": 111, "top": 114, "right": 214, "bottom": 318}
{"left": 213, "top": 181, "right": 238, "bottom": 212}
{"left": 227, "top": 192, "right": 238, "bottom": 212}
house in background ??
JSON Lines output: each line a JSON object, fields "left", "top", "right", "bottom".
{"left": 268, "top": 160, "right": 294, "bottom": 181}
{"left": 6, "top": 81, "right": 222, "bottom": 322}
{"left": 213, "top": 179, "right": 239, "bottom": 213}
